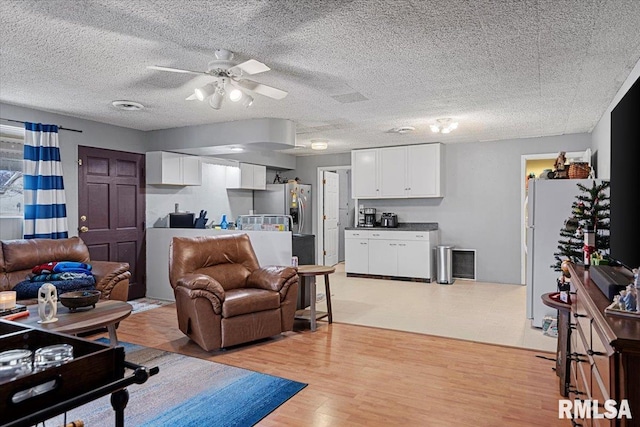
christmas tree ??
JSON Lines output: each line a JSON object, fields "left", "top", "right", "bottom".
{"left": 552, "top": 180, "right": 610, "bottom": 271}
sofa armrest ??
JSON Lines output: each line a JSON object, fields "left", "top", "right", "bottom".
{"left": 176, "top": 273, "right": 226, "bottom": 314}
{"left": 91, "top": 260, "right": 131, "bottom": 301}
{"left": 247, "top": 266, "right": 298, "bottom": 300}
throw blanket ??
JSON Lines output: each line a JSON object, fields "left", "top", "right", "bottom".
{"left": 30, "top": 272, "right": 92, "bottom": 282}
{"left": 32, "top": 261, "right": 92, "bottom": 275}
{"left": 13, "top": 276, "right": 97, "bottom": 299}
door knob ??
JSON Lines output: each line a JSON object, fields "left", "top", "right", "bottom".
{"left": 79, "top": 226, "right": 89, "bottom": 233}
{"left": 80, "top": 215, "right": 87, "bottom": 222}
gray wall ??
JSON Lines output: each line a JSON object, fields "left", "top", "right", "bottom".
{"left": 591, "top": 59, "right": 640, "bottom": 180}
{"left": 0, "top": 103, "right": 147, "bottom": 236}
{"left": 298, "top": 134, "right": 591, "bottom": 284}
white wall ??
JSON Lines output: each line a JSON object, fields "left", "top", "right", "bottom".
{"left": 297, "top": 134, "right": 591, "bottom": 284}
{"left": 146, "top": 160, "right": 253, "bottom": 228}
{"left": 0, "top": 103, "right": 147, "bottom": 236}
{"left": 591, "top": 59, "right": 640, "bottom": 179}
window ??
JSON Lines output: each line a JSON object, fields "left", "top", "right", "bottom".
{"left": 0, "top": 125, "right": 24, "bottom": 217}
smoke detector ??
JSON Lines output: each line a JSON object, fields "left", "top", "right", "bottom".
{"left": 389, "top": 126, "right": 415, "bottom": 134}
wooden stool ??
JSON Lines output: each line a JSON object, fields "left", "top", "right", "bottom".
{"left": 295, "top": 264, "right": 335, "bottom": 331}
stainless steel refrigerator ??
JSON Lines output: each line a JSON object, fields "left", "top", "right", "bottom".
{"left": 254, "top": 183, "right": 312, "bottom": 234}
{"left": 526, "top": 179, "right": 599, "bottom": 327}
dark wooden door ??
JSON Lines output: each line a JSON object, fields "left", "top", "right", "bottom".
{"left": 78, "top": 146, "right": 145, "bottom": 300}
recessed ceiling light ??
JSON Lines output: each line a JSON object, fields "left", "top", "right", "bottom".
{"left": 310, "top": 139, "right": 329, "bottom": 150}
{"left": 230, "top": 147, "right": 244, "bottom": 152}
{"left": 111, "top": 100, "right": 144, "bottom": 111}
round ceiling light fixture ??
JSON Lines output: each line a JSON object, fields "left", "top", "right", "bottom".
{"left": 310, "top": 139, "right": 329, "bottom": 150}
{"left": 111, "top": 100, "right": 145, "bottom": 111}
{"left": 389, "top": 126, "right": 415, "bottom": 134}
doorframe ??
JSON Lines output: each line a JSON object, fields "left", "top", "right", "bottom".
{"left": 519, "top": 150, "right": 589, "bottom": 284}
{"left": 316, "top": 165, "right": 351, "bottom": 265}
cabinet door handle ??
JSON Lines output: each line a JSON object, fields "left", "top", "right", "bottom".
{"left": 568, "top": 387, "right": 586, "bottom": 396}
{"left": 390, "top": 243, "right": 397, "bottom": 246}
{"left": 569, "top": 291, "right": 577, "bottom": 295}
{"left": 587, "top": 349, "right": 605, "bottom": 356}
{"left": 573, "top": 313, "right": 587, "bottom": 318}
{"left": 415, "top": 235, "right": 424, "bottom": 238}
{"left": 373, "top": 233, "right": 380, "bottom": 236}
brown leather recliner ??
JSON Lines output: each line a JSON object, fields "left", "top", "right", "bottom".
{"left": 169, "top": 234, "right": 298, "bottom": 351}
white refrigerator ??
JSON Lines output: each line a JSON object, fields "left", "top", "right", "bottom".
{"left": 526, "top": 179, "right": 598, "bottom": 327}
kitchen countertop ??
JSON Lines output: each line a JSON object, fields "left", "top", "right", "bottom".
{"left": 345, "top": 222, "right": 438, "bottom": 231}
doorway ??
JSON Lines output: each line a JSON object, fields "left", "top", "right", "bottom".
{"left": 77, "top": 146, "right": 146, "bottom": 299}
{"left": 316, "top": 166, "right": 353, "bottom": 266}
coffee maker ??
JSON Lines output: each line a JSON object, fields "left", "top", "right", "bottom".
{"left": 363, "top": 208, "right": 376, "bottom": 227}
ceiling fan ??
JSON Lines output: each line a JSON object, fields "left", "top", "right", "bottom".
{"left": 147, "top": 49, "right": 288, "bottom": 109}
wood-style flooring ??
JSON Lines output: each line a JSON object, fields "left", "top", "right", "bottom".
{"left": 101, "top": 305, "right": 567, "bottom": 426}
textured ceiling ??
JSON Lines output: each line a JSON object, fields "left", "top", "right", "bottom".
{"left": 1, "top": 0, "right": 639, "bottom": 156}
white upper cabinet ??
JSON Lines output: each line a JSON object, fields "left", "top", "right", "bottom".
{"left": 146, "top": 151, "right": 202, "bottom": 186}
{"left": 226, "top": 163, "right": 266, "bottom": 190}
{"left": 406, "top": 143, "right": 442, "bottom": 197}
{"left": 352, "top": 143, "right": 443, "bottom": 199}
{"left": 351, "top": 149, "right": 379, "bottom": 198}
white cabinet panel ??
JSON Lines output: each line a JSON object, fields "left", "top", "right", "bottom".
{"left": 226, "top": 163, "right": 266, "bottom": 190}
{"left": 380, "top": 147, "right": 406, "bottom": 197}
{"left": 368, "top": 240, "right": 397, "bottom": 276}
{"left": 352, "top": 149, "right": 379, "bottom": 198}
{"left": 397, "top": 240, "right": 431, "bottom": 279}
{"left": 146, "top": 151, "right": 201, "bottom": 186}
{"left": 345, "top": 238, "right": 369, "bottom": 274}
{"left": 407, "top": 144, "right": 441, "bottom": 197}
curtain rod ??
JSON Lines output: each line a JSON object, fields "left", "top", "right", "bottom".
{"left": 0, "top": 117, "right": 83, "bottom": 133}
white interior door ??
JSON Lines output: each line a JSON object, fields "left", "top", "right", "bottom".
{"left": 323, "top": 171, "right": 339, "bottom": 266}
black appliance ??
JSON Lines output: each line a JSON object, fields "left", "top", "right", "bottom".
{"left": 380, "top": 213, "right": 398, "bottom": 228}
{"left": 169, "top": 212, "right": 194, "bottom": 228}
{"left": 293, "top": 234, "right": 315, "bottom": 310}
{"left": 363, "top": 208, "right": 376, "bottom": 227}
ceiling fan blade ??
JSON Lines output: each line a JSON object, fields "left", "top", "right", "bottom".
{"left": 229, "top": 59, "right": 270, "bottom": 75}
{"left": 185, "top": 93, "right": 198, "bottom": 101}
{"left": 234, "top": 79, "right": 288, "bottom": 100}
{"left": 147, "top": 65, "right": 204, "bottom": 75}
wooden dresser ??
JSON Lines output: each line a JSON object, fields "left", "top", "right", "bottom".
{"left": 566, "top": 264, "right": 640, "bottom": 426}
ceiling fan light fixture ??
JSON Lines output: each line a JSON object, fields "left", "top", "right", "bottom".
{"left": 310, "top": 139, "right": 329, "bottom": 150}
{"left": 241, "top": 94, "right": 254, "bottom": 108}
{"left": 431, "top": 118, "right": 459, "bottom": 134}
{"left": 229, "top": 88, "right": 243, "bottom": 102}
{"left": 194, "top": 83, "right": 216, "bottom": 102}
{"left": 209, "top": 90, "right": 224, "bottom": 109}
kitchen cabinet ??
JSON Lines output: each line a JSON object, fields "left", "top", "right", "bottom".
{"left": 226, "top": 163, "right": 267, "bottom": 190}
{"left": 344, "top": 230, "right": 369, "bottom": 274}
{"left": 351, "top": 149, "right": 379, "bottom": 198}
{"left": 146, "top": 151, "right": 202, "bottom": 185}
{"left": 345, "top": 229, "right": 438, "bottom": 280}
{"left": 352, "top": 143, "right": 442, "bottom": 199}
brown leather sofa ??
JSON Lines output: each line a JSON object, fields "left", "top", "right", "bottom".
{"left": 0, "top": 236, "right": 131, "bottom": 303}
{"left": 169, "top": 234, "right": 298, "bottom": 351}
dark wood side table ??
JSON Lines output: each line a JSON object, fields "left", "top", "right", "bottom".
{"left": 541, "top": 292, "right": 572, "bottom": 397}
{"left": 295, "top": 265, "right": 335, "bottom": 331}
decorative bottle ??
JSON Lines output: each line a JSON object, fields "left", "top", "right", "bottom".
{"left": 583, "top": 228, "right": 595, "bottom": 269}
{"left": 220, "top": 215, "right": 228, "bottom": 229}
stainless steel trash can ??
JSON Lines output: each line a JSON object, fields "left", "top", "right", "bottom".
{"left": 436, "top": 245, "right": 455, "bottom": 284}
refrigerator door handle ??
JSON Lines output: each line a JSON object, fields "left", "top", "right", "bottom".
{"left": 298, "top": 195, "right": 305, "bottom": 234}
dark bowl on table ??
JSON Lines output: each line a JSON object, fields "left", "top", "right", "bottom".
{"left": 59, "top": 290, "right": 101, "bottom": 311}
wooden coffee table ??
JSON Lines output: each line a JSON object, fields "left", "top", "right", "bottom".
{"left": 15, "top": 300, "right": 133, "bottom": 346}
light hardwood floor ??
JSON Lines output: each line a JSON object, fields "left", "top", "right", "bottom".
{"left": 100, "top": 305, "right": 568, "bottom": 426}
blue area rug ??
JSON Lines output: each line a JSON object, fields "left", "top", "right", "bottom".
{"left": 48, "top": 340, "right": 306, "bottom": 426}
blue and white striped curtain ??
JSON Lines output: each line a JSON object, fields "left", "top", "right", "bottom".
{"left": 23, "top": 122, "right": 68, "bottom": 239}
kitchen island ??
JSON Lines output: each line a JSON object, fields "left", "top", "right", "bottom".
{"left": 145, "top": 228, "right": 292, "bottom": 301}
{"left": 345, "top": 223, "right": 439, "bottom": 281}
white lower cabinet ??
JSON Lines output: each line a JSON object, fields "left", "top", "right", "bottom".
{"left": 344, "top": 237, "right": 369, "bottom": 274}
{"left": 345, "top": 230, "right": 438, "bottom": 280}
